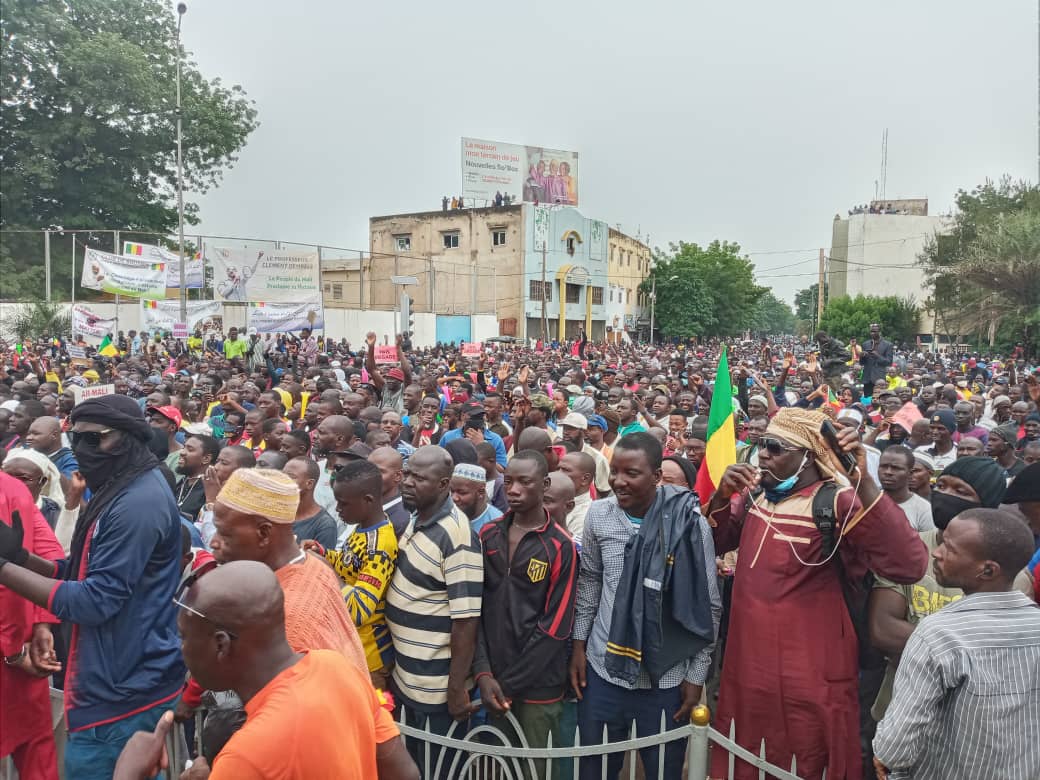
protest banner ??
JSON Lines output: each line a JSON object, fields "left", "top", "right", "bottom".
{"left": 67, "top": 345, "right": 87, "bottom": 359}
{"left": 124, "top": 241, "right": 204, "bottom": 289}
{"left": 71, "top": 384, "right": 115, "bottom": 404}
{"left": 374, "top": 345, "right": 399, "bottom": 364}
{"left": 71, "top": 305, "right": 117, "bottom": 339}
{"left": 81, "top": 247, "right": 166, "bottom": 297}
{"left": 206, "top": 246, "right": 320, "bottom": 303}
{"left": 246, "top": 299, "right": 325, "bottom": 333}
{"left": 461, "top": 342, "right": 482, "bottom": 357}
{"left": 141, "top": 300, "right": 223, "bottom": 334}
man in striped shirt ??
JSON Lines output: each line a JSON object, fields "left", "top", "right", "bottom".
{"left": 385, "top": 446, "right": 483, "bottom": 773}
{"left": 873, "top": 508, "right": 1040, "bottom": 780}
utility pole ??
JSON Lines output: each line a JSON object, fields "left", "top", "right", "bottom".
{"left": 540, "top": 244, "right": 547, "bottom": 343}
{"left": 44, "top": 230, "right": 51, "bottom": 302}
{"left": 816, "top": 247, "right": 826, "bottom": 330}
{"left": 175, "top": 3, "right": 188, "bottom": 324}
{"left": 649, "top": 273, "right": 656, "bottom": 344}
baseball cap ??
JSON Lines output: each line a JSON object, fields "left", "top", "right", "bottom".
{"left": 930, "top": 409, "right": 956, "bottom": 433}
{"left": 529, "top": 394, "right": 555, "bottom": 413}
{"left": 386, "top": 368, "right": 405, "bottom": 381}
{"left": 461, "top": 401, "right": 485, "bottom": 417}
{"left": 149, "top": 405, "right": 183, "bottom": 427}
{"left": 333, "top": 441, "right": 373, "bottom": 460}
{"left": 560, "top": 412, "right": 588, "bottom": 430}
{"left": 565, "top": 384, "right": 583, "bottom": 396}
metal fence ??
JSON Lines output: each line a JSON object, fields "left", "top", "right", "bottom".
{"left": 1, "top": 692, "right": 807, "bottom": 780}
{"left": 396, "top": 704, "right": 806, "bottom": 780}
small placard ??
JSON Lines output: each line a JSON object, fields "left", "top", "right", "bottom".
{"left": 374, "top": 345, "right": 399, "bottom": 364}
{"left": 461, "top": 342, "right": 482, "bottom": 357}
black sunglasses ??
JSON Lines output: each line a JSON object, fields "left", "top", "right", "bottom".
{"left": 759, "top": 437, "right": 804, "bottom": 456}
{"left": 172, "top": 559, "right": 239, "bottom": 639}
{"left": 69, "top": 428, "right": 115, "bottom": 448}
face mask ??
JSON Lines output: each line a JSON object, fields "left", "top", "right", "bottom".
{"left": 930, "top": 491, "right": 978, "bottom": 530}
{"left": 762, "top": 453, "right": 808, "bottom": 503}
{"left": 73, "top": 438, "right": 118, "bottom": 490}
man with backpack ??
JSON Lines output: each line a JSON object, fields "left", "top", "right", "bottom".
{"left": 705, "top": 408, "right": 928, "bottom": 780}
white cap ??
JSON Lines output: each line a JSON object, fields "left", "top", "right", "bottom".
{"left": 560, "top": 412, "right": 588, "bottom": 430}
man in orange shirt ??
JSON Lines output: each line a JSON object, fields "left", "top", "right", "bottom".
{"left": 112, "top": 560, "right": 418, "bottom": 779}
{"left": 206, "top": 468, "right": 368, "bottom": 674}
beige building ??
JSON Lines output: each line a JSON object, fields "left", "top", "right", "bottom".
{"left": 606, "top": 228, "right": 651, "bottom": 341}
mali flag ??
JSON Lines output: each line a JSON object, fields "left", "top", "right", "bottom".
{"left": 98, "top": 334, "right": 119, "bottom": 357}
{"left": 694, "top": 347, "right": 737, "bottom": 506}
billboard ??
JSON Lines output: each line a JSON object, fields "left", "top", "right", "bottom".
{"left": 247, "top": 298, "right": 325, "bottom": 333}
{"left": 461, "top": 138, "right": 579, "bottom": 206}
{"left": 205, "top": 247, "right": 320, "bottom": 303}
{"left": 71, "top": 304, "right": 117, "bottom": 339}
{"left": 124, "top": 241, "right": 204, "bottom": 289}
{"left": 141, "top": 299, "right": 223, "bottom": 334}
{"left": 80, "top": 247, "right": 167, "bottom": 298}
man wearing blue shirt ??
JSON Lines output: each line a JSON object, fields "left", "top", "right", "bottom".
{"left": 439, "top": 401, "right": 508, "bottom": 468}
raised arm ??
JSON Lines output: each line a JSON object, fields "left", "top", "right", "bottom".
{"left": 365, "top": 332, "right": 385, "bottom": 391}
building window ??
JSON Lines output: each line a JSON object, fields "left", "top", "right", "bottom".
{"left": 591, "top": 286, "right": 603, "bottom": 305}
{"left": 492, "top": 230, "right": 507, "bottom": 247}
{"left": 627, "top": 288, "right": 632, "bottom": 303}
{"left": 323, "top": 283, "right": 331, "bottom": 294}
{"left": 529, "top": 280, "right": 552, "bottom": 302}
{"left": 566, "top": 236, "right": 576, "bottom": 255}
{"left": 395, "top": 235, "right": 411, "bottom": 251}
{"left": 442, "top": 232, "right": 460, "bottom": 249}
{"left": 609, "top": 288, "right": 614, "bottom": 302}
{"left": 626, "top": 253, "right": 631, "bottom": 267}
{"left": 566, "top": 283, "right": 581, "bottom": 304}
{"left": 332, "top": 283, "right": 343, "bottom": 300}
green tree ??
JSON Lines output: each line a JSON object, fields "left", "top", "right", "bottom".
{"left": 918, "top": 177, "right": 1040, "bottom": 354}
{"left": 749, "top": 291, "right": 796, "bottom": 334}
{"left": 1, "top": 302, "right": 71, "bottom": 341}
{"left": 0, "top": 0, "right": 259, "bottom": 299}
{"left": 643, "top": 240, "right": 765, "bottom": 339}
{"left": 793, "top": 282, "right": 827, "bottom": 330}
{"left": 819, "top": 294, "right": 920, "bottom": 346}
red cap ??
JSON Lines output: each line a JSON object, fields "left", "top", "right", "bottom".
{"left": 150, "top": 405, "right": 183, "bottom": 427}
{"left": 386, "top": 368, "right": 406, "bottom": 381}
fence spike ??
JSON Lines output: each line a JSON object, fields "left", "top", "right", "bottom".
{"left": 759, "top": 738, "right": 767, "bottom": 780}
{"left": 629, "top": 717, "right": 639, "bottom": 780}
{"left": 601, "top": 722, "right": 611, "bottom": 780}
{"left": 728, "top": 718, "right": 736, "bottom": 780}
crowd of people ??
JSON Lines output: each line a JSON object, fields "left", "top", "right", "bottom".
{"left": 1, "top": 323, "right": 1038, "bottom": 780}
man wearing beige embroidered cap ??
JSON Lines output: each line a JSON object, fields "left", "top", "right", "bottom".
{"left": 705, "top": 407, "right": 928, "bottom": 780}
{"left": 208, "top": 468, "right": 367, "bottom": 673}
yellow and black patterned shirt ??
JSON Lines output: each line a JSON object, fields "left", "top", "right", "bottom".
{"left": 323, "top": 517, "right": 398, "bottom": 672}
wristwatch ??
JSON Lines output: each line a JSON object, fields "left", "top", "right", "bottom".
{"left": 4, "top": 644, "right": 28, "bottom": 666}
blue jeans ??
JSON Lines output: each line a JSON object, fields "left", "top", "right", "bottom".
{"left": 576, "top": 668, "right": 685, "bottom": 780}
{"left": 65, "top": 701, "right": 175, "bottom": 780}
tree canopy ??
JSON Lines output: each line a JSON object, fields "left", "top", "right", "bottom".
{"left": 793, "top": 282, "right": 827, "bottom": 332}
{"left": 918, "top": 177, "right": 1040, "bottom": 355}
{"left": 642, "top": 240, "right": 765, "bottom": 340}
{"left": 818, "top": 294, "right": 920, "bottom": 345}
{"left": 0, "top": 0, "right": 259, "bottom": 299}
{"left": 748, "top": 291, "right": 796, "bottom": 335}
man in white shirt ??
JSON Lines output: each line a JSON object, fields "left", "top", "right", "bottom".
{"left": 877, "top": 445, "right": 934, "bottom": 532}
{"left": 557, "top": 451, "right": 596, "bottom": 540}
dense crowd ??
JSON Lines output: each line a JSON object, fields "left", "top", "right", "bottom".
{"left": 1, "top": 323, "right": 1038, "bottom": 780}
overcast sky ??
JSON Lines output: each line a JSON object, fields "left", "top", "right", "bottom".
{"left": 182, "top": 0, "right": 1037, "bottom": 304}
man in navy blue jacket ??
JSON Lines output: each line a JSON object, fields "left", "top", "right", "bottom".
{"left": 0, "top": 394, "right": 184, "bottom": 780}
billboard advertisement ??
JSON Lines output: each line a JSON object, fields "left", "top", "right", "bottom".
{"left": 461, "top": 138, "right": 579, "bottom": 206}
{"left": 124, "top": 241, "right": 204, "bottom": 289}
{"left": 80, "top": 247, "right": 167, "bottom": 298}
{"left": 247, "top": 298, "right": 325, "bottom": 333}
{"left": 205, "top": 247, "right": 320, "bottom": 303}
{"left": 141, "top": 299, "right": 223, "bottom": 334}
{"left": 71, "top": 304, "right": 117, "bottom": 339}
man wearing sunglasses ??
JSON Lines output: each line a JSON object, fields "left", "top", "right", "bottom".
{"left": 0, "top": 394, "right": 185, "bottom": 780}
{"left": 704, "top": 407, "right": 928, "bottom": 780}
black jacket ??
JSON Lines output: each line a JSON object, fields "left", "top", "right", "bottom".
{"left": 473, "top": 510, "right": 578, "bottom": 702}
{"left": 860, "top": 338, "right": 894, "bottom": 388}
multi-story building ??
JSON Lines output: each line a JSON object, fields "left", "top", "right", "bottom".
{"left": 828, "top": 198, "right": 951, "bottom": 336}
{"left": 606, "top": 228, "right": 652, "bottom": 342}
{"left": 331, "top": 204, "right": 641, "bottom": 342}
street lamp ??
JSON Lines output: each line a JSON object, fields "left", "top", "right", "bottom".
{"left": 649, "top": 273, "right": 678, "bottom": 344}
{"left": 175, "top": 2, "right": 187, "bottom": 324}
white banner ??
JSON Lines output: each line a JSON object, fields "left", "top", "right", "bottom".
{"left": 71, "top": 305, "right": 117, "bottom": 339}
{"left": 462, "top": 138, "right": 579, "bottom": 206}
{"left": 123, "top": 241, "right": 204, "bottom": 288}
{"left": 247, "top": 299, "right": 325, "bottom": 333}
{"left": 141, "top": 299, "right": 223, "bottom": 334}
{"left": 81, "top": 247, "right": 166, "bottom": 298}
{"left": 206, "top": 247, "right": 320, "bottom": 302}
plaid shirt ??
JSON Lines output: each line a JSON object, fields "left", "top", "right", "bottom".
{"left": 574, "top": 495, "right": 720, "bottom": 689}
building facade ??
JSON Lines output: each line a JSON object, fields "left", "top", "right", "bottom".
{"left": 326, "top": 204, "right": 645, "bottom": 343}
{"left": 828, "top": 199, "right": 951, "bottom": 336}
{"left": 606, "top": 228, "right": 651, "bottom": 342}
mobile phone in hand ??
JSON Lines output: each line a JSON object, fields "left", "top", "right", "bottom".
{"left": 820, "top": 420, "right": 857, "bottom": 474}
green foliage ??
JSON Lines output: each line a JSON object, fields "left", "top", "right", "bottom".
{"left": 748, "top": 291, "right": 796, "bottom": 335}
{"left": 918, "top": 177, "right": 1040, "bottom": 354}
{"left": 643, "top": 240, "right": 765, "bottom": 339}
{"left": 1, "top": 302, "right": 71, "bottom": 341}
{"left": 818, "top": 295, "right": 920, "bottom": 345}
{"left": 0, "top": 0, "right": 259, "bottom": 299}
{"left": 793, "top": 282, "right": 827, "bottom": 330}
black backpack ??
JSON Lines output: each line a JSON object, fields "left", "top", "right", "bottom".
{"left": 812, "top": 481, "right": 884, "bottom": 670}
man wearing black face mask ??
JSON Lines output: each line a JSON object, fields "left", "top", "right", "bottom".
{"left": 867, "top": 455, "right": 1034, "bottom": 726}
{"left": 0, "top": 394, "right": 184, "bottom": 780}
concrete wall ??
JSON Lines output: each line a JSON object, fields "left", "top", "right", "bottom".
{"left": 607, "top": 228, "right": 651, "bottom": 335}
{"left": 836, "top": 213, "right": 952, "bottom": 334}
{"left": 0, "top": 301, "right": 493, "bottom": 349}
{"left": 828, "top": 215, "right": 850, "bottom": 299}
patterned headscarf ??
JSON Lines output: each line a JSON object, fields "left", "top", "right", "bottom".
{"left": 765, "top": 407, "right": 843, "bottom": 477}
